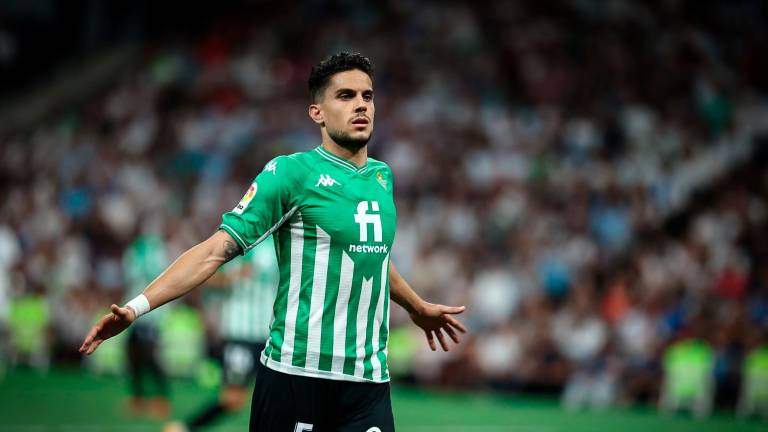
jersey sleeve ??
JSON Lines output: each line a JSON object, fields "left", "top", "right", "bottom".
{"left": 219, "top": 156, "right": 301, "bottom": 254}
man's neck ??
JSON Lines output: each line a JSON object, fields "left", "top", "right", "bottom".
{"left": 321, "top": 138, "right": 368, "bottom": 168}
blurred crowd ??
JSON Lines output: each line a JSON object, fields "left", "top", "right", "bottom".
{"left": 1, "top": 0, "right": 768, "bottom": 412}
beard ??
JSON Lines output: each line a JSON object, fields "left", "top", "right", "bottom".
{"left": 327, "top": 127, "right": 371, "bottom": 152}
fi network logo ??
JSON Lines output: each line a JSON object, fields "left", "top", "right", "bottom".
{"left": 354, "top": 201, "right": 382, "bottom": 242}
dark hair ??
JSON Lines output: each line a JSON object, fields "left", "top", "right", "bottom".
{"left": 308, "top": 52, "right": 374, "bottom": 102}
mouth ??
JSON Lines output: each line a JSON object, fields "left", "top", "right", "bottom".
{"left": 351, "top": 117, "right": 370, "bottom": 126}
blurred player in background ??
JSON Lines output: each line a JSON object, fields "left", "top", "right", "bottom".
{"left": 122, "top": 223, "right": 171, "bottom": 419}
{"left": 164, "top": 235, "right": 279, "bottom": 432}
{"left": 80, "top": 52, "right": 467, "bottom": 432}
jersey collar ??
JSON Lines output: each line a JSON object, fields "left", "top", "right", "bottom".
{"left": 315, "top": 146, "right": 369, "bottom": 174}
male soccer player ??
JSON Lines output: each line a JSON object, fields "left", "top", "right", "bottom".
{"left": 122, "top": 230, "right": 171, "bottom": 419}
{"left": 80, "top": 52, "right": 467, "bottom": 431}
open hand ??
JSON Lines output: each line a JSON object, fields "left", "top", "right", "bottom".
{"left": 410, "top": 302, "right": 467, "bottom": 351}
{"left": 79, "top": 304, "right": 136, "bottom": 355}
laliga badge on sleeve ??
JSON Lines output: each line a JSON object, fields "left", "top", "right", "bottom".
{"left": 233, "top": 182, "right": 258, "bottom": 214}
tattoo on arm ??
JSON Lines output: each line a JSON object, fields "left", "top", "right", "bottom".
{"left": 223, "top": 240, "right": 242, "bottom": 262}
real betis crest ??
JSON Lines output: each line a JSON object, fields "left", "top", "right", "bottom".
{"left": 376, "top": 171, "right": 387, "bottom": 190}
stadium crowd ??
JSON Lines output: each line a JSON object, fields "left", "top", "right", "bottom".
{"left": 1, "top": 0, "right": 767, "bottom": 412}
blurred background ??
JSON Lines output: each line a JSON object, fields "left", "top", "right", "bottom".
{"left": 1, "top": 0, "right": 768, "bottom": 430}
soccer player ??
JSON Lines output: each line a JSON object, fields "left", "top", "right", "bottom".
{"left": 164, "top": 236, "right": 279, "bottom": 432}
{"left": 122, "top": 230, "right": 171, "bottom": 419}
{"left": 80, "top": 52, "right": 467, "bottom": 431}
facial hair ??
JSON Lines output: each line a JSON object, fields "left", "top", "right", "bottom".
{"left": 327, "top": 126, "right": 371, "bottom": 152}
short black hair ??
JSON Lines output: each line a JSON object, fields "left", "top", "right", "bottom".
{"left": 308, "top": 52, "right": 374, "bottom": 102}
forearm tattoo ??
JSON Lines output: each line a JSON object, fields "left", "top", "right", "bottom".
{"left": 223, "top": 239, "right": 242, "bottom": 262}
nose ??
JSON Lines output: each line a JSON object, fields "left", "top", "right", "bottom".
{"left": 354, "top": 95, "right": 368, "bottom": 113}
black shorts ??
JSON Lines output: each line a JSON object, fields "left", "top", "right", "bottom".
{"left": 249, "top": 361, "right": 395, "bottom": 432}
{"left": 220, "top": 340, "right": 265, "bottom": 387}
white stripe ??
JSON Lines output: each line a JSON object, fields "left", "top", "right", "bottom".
{"left": 332, "top": 251, "right": 354, "bottom": 374}
{"left": 371, "top": 254, "right": 389, "bottom": 380}
{"left": 382, "top": 261, "right": 391, "bottom": 378}
{"left": 305, "top": 226, "right": 330, "bottom": 370}
{"left": 354, "top": 276, "right": 374, "bottom": 378}
{"left": 280, "top": 213, "right": 304, "bottom": 365}
{"left": 315, "top": 148, "right": 358, "bottom": 172}
{"left": 220, "top": 205, "right": 298, "bottom": 253}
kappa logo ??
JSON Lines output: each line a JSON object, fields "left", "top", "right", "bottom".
{"left": 315, "top": 174, "right": 340, "bottom": 187}
{"left": 264, "top": 160, "right": 277, "bottom": 175}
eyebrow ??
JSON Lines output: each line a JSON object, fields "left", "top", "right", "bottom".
{"left": 334, "top": 88, "right": 374, "bottom": 95}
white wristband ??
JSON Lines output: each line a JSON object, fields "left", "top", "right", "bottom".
{"left": 125, "top": 294, "right": 151, "bottom": 319}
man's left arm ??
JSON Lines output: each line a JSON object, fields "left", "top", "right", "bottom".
{"left": 388, "top": 261, "right": 467, "bottom": 351}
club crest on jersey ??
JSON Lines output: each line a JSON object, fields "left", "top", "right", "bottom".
{"left": 376, "top": 172, "right": 387, "bottom": 190}
{"left": 233, "top": 182, "right": 257, "bottom": 214}
{"left": 264, "top": 160, "right": 277, "bottom": 175}
{"left": 315, "top": 174, "right": 340, "bottom": 187}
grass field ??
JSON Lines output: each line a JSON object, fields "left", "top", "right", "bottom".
{"left": 0, "top": 367, "right": 764, "bottom": 431}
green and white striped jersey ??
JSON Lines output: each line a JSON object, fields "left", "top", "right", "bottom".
{"left": 220, "top": 235, "right": 278, "bottom": 342}
{"left": 219, "top": 146, "right": 396, "bottom": 383}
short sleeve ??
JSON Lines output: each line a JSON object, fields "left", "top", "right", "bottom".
{"left": 219, "top": 156, "right": 300, "bottom": 254}
{"left": 386, "top": 165, "right": 395, "bottom": 195}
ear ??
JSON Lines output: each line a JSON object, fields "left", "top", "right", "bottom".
{"left": 308, "top": 104, "right": 324, "bottom": 126}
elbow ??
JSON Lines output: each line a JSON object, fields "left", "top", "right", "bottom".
{"left": 204, "top": 230, "right": 242, "bottom": 267}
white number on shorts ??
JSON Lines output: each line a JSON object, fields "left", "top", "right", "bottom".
{"left": 366, "top": 428, "right": 382, "bottom": 432}
{"left": 294, "top": 422, "right": 313, "bottom": 432}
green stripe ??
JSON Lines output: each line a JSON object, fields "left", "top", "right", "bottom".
{"left": 268, "top": 225, "right": 292, "bottom": 362}
{"left": 319, "top": 246, "right": 342, "bottom": 371}
{"left": 362, "top": 269, "right": 382, "bottom": 380}
{"left": 291, "top": 222, "right": 316, "bottom": 368}
{"left": 379, "top": 280, "right": 390, "bottom": 380}
{"left": 343, "top": 269, "right": 364, "bottom": 375}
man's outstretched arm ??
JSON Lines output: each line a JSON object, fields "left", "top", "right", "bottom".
{"left": 79, "top": 229, "right": 242, "bottom": 355}
{"left": 388, "top": 261, "right": 467, "bottom": 351}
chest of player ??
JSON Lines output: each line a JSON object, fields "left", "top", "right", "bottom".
{"left": 294, "top": 170, "right": 396, "bottom": 252}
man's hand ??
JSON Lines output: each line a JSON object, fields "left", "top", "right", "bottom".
{"left": 79, "top": 304, "right": 136, "bottom": 355}
{"left": 410, "top": 302, "right": 467, "bottom": 351}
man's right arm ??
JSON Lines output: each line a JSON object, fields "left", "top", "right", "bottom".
{"left": 79, "top": 229, "right": 241, "bottom": 355}
{"left": 136, "top": 229, "right": 242, "bottom": 312}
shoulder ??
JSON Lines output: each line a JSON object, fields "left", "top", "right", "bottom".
{"left": 367, "top": 157, "right": 392, "bottom": 173}
{"left": 367, "top": 157, "right": 394, "bottom": 182}
{"left": 259, "top": 152, "right": 314, "bottom": 183}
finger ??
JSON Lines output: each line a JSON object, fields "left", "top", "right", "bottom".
{"left": 79, "top": 339, "right": 92, "bottom": 353}
{"left": 445, "top": 315, "right": 467, "bottom": 333}
{"left": 439, "top": 305, "right": 466, "bottom": 315}
{"left": 79, "top": 335, "right": 92, "bottom": 352}
{"left": 79, "top": 326, "right": 100, "bottom": 352}
{"left": 424, "top": 330, "right": 436, "bottom": 351}
{"left": 111, "top": 304, "right": 128, "bottom": 319}
{"left": 435, "top": 329, "right": 449, "bottom": 352}
{"left": 81, "top": 330, "right": 101, "bottom": 353}
{"left": 86, "top": 339, "right": 104, "bottom": 355}
{"left": 444, "top": 325, "right": 460, "bottom": 344}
